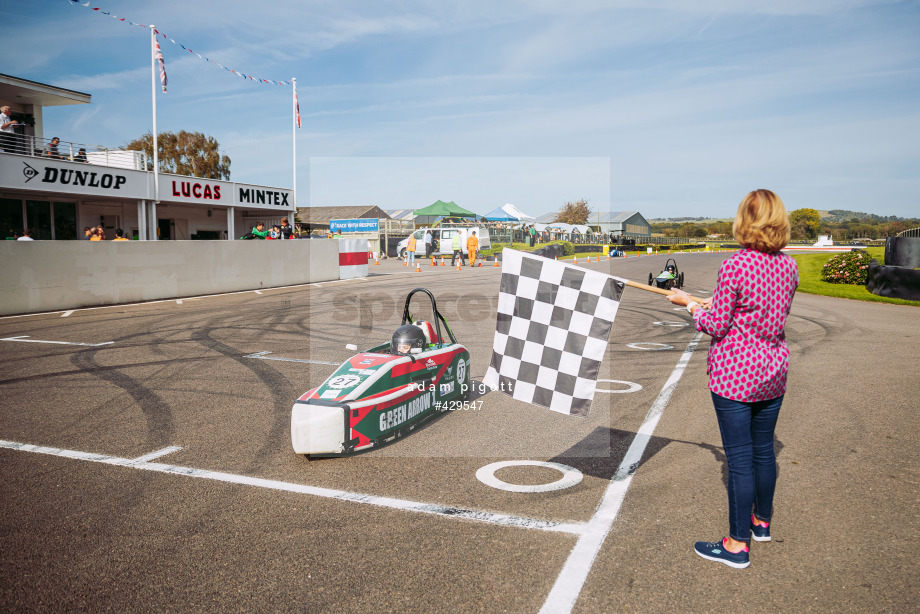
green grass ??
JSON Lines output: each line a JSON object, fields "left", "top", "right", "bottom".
{"left": 791, "top": 247, "right": 920, "bottom": 307}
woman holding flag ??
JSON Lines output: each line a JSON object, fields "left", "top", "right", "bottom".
{"left": 668, "top": 189, "right": 798, "bottom": 569}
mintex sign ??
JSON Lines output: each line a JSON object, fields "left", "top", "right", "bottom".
{"left": 330, "top": 218, "right": 379, "bottom": 233}
{"left": 236, "top": 184, "right": 293, "bottom": 209}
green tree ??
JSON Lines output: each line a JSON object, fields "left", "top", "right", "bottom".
{"left": 707, "top": 221, "right": 732, "bottom": 236}
{"left": 789, "top": 208, "right": 821, "bottom": 239}
{"left": 553, "top": 198, "right": 592, "bottom": 225}
{"left": 125, "top": 130, "right": 231, "bottom": 180}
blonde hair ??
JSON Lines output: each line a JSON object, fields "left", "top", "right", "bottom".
{"left": 732, "top": 189, "right": 790, "bottom": 253}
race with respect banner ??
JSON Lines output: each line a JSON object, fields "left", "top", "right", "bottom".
{"left": 330, "top": 219, "right": 380, "bottom": 233}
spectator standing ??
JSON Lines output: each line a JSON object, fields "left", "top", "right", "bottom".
{"left": 74, "top": 148, "right": 88, "bottom": 163}
{"left": 113, "top": 229, "right": 129, "bottom": 241}
{"left": 450, "top": 232, "right": 465, "bottom": 266}
{"left": 251, "top": 222, "right": 269, "bottom": 239}
{"left": 406, "top": 233, "right": 417, "bottom": 265}
{"left": 280, "top": 217, "right": 294, "bottom": 240}
{"left": 667, "top": 189, "right": 798, "bottom": 569}
{"left": 425, "top": 230, "right": 433, "bottom": 258}
{"left": 82, "top": 227, "right": 92, "bottom": 240}
{"left": 17, "top": 228, "right": 34, "bottom": 241}
{"left": 1, "top": 106, "right": 20, "bottom": 154}
{"left": 89, "top": 228, "right": 103, "bottom": 241}
{"left": 44, "top": 137, "right": 63, "bottom": 159}
{"left": 467, "top": 230, "right": 479, "bottom": 267}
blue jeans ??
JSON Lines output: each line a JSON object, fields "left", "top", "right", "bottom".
{"left": 407, "top": 251, "right": 415, "bottom": 265}
{"left": 711, "top": 392, "right": 783, "bottom": 543}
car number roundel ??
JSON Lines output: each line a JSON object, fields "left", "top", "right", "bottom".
{"left": 327, "top": 374, "right": 362, "bottom": 389}
{"left": 456, "top": 359, "right": 466, "bottom": 385}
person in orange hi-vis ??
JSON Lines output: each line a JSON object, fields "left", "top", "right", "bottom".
{"left": 466, "top": 230, "right": 479, "bottom": 267}
{"left": 407, "top": 234, "right": 418, "bottom": 266}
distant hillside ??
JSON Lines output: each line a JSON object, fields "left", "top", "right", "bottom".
{"left": 647, "top": 217, "right": 733, "bottom": 223}
{"left": 650, "top": 210, "right": 915, "bottom": 223}
{"left": 819, "top": 209, "right": 915, "bottom": 222}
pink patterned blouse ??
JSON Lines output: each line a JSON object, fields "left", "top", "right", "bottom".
{"left": 693, "top": 249, "right": 799, "bottom": 402}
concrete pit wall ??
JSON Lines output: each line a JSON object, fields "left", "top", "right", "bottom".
{"left": 0, "top": 240, "right": 342, "bottom": 316}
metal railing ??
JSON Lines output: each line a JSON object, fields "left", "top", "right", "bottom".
{"left": 896, "top": 227, "right": 920, "bottom": 238}
{"left": 0, "top": 134, "right": 147, "bottom": 171}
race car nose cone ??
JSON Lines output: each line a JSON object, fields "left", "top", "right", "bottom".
{"left": 291, "top": 403, "right": 346, "bottom": 454}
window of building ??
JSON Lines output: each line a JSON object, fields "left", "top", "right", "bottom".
{"left": 26, "top": 201, "right": 53, "bottom": 240}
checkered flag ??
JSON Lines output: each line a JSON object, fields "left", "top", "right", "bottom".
{"left": 482, "top": 249, "right": 624, "bottom": 416}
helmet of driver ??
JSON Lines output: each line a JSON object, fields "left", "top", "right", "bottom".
{"left": 666, "top": 264, "right": 675, "bottom": 273}
{"left": 391, "top": 324, "right": 426, "bottom": 355}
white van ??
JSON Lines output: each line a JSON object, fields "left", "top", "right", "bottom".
{"left": 397, "top": 227, "right": 492, "bottom": 259}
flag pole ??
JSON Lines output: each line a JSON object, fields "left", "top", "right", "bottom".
{"left": 149, "top": 24, "right": 160, "bottom": 241}
{"left": 292, "top": 77, "right": 297, "bottom": 213}
{"left": 150, "top": 25, "right": 159, "bottom": 205}
{"left": 623, "top": 279, "right": 707, "bottom": 304}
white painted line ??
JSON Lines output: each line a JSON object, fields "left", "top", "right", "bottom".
{"left": 476, "top": 461, "right": 583, "bottom": 493}
{"left": 0, "top": 278, "right": 368, "bottom": 321}
{"left": 61, "top": 310, "right": 74, "bottom": 318}
{"left": 0, "top": 439, "right": 584, "bottom": 535}
{"left": 176, "top": 300, "right": 183, "bottom": 305}
{"left": 626, "top": 342, "right": 673, "bottom": 350}
{"left": 539, "top": 332, "right": 703, "bottom": 614}
{"left": 254, "top": 290, "right": 263, "bottom": 295}
{"left": 594, "top": 380, "right": 642, "bottom": 394}
{"left": 133, "top": 446, "right": 183, "bottom": 463}
{"left": 1, "top": 336, "right": 114, "bottom": 347}
{"left": 243, "top": 351, "right": 341, "bottom": 366}
{"left": 653, "top": 321, "right": 689, "bottom": 327}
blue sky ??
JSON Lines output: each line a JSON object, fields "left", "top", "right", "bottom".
{"left": 4, "top": 0, "right": 918, "bottom": 219}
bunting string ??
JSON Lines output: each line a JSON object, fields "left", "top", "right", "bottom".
{"left": 68, "top": 0, "right": 292, "bottom": 87}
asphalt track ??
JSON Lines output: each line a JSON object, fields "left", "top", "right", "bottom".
{"left": 1, "top": 251, "right": 918, "bottom": 613}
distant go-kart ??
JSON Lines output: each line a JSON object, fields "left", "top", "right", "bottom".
{"left": 648, "top": 258, "right": 684, "bottom": 290}
{"left": 291, "top": 288, "right": 470, "bottom": 457}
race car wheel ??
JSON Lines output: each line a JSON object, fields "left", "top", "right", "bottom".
{"left": 678, "top": 272, "right": 684, "bottom": 288}
{"left": 648, "top": 273, "right": 653, "bottom": 285}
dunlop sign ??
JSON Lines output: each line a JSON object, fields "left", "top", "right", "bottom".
{"left": 3, "top": 159, "right": 148, "bottom": 199}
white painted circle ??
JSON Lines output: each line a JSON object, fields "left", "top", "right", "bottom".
{"left": 456, "top": 358, "right": 466, "bottom": 385}
{"left": 653, "top": 321, "right": 690, "bottom": 327}
{"left": 627, "top": 342, "right": 673, "bottom": 351}
{"left": 595, "top": 379, "right": 643, "bottom": 394}
{"left": 476, "top": 460, "right": 583, "bottom": 493}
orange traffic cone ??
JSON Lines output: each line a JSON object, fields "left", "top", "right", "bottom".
{"left": 574, "top": 255, "right": 578, "bottom": 264}
{"left": 374, "top": 256, "right": 380, "bottom": 265}
{"left": 415, "top": 262, "right": 421, "bottom": 272}
{"left": 456, "top": 261, "right": 462, "bottom": 271}
{"left": 493, "top": 259, "right": 499, "bottom": 267}
{"left": 587, "top": 255, "right": 592, "bottom": 263}
{"left": 441, "top": 258, "right": 446, "bottom": 266}
{"left": 430, "top": 257, "right": 436, "bottom": 266}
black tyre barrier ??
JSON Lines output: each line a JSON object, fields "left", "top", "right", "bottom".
{"left": 532, "top": 244, "right": 566, "bottom": 259}
{"left": 885, "top": 237, "right": 920, "bottom": 269}
{"left": 866, "top": 259, "right": 920, "bottom": 301}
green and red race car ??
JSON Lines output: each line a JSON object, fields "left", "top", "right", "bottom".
{"left": 291, "top": 288, "right": 471, "bottom": 456}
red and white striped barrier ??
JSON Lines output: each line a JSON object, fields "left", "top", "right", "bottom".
{"left": 338, "top": 239, "right": 369, "bottom": 279}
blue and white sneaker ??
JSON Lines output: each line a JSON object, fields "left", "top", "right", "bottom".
{"left": 751, "top": 515, "right": 771, "bottom": 542}
{"left": 694, "top": 538, "right": 750, "bottom": 569}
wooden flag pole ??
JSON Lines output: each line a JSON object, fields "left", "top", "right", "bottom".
{"left": 624, "top": 280, "right": 708, "bottom": 305}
